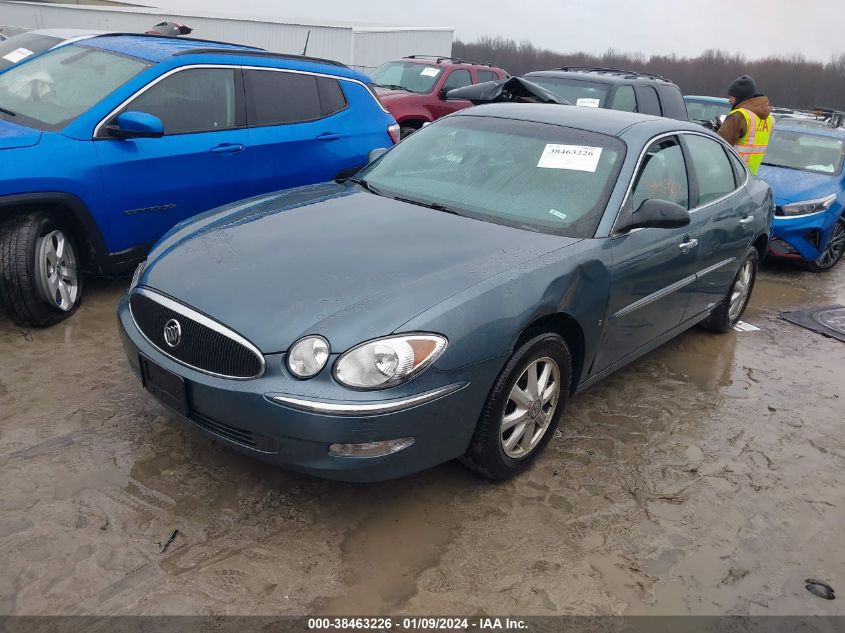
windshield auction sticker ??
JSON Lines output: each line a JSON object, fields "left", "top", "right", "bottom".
{"left": 420, "top": 67, "right": 441, "bottom": 77}
{"left": 537, "top": 144, "right": 603, "bottom": 172}
{"left": 2, "top": 47, "right": 34, "bottom": 63}
{"left": 576, "top": 97, "right": 601, "bottom": 107}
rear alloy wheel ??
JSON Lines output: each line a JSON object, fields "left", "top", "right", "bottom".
{"left": 701, "top": 246, "right": 759, "bottom": 334}
{"left": 0, "top": 211, "right": 83, "bottom": 327}
{"left": 808, "top": 219, "right": 845, "bottom": 272}
{"left": 462, "top": 332, "right": 571, "bottom": 480}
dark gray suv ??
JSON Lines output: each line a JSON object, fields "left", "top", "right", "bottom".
{"left": 523, "top": 67, "right": 688, "bottom": 120}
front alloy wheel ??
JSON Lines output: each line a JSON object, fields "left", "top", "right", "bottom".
{"left": 501, "top": 357, "right": 561, "bottom": 459}
{"left": 809, "top": 219, "right": 845, "bottom": 272}
{"left": 35, "top": 229, "right": 79, "bottom": 312}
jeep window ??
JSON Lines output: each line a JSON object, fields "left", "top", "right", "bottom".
{"left": 358, "top": 115, "right": 625, "bottom": 238}
{"left": 0, "top": 32, "right": 62, "bottom": 70}
{"left": 684, "top": 135, "right": 738, "bottom": 205}
{"left": 124, "top": 68, "right": 238, "bottom": 135}
{"left": 610, "top": 85, "right": 637, "bottom": 112}
{"left": 637, "top": 85, "right": 662, "bottom": 116}
{"left": 476, "top": 69, "right": 500, "bottom": 83}
{"left": 0, "top": 44, "right": 149, "bottom": 129}
{"left": 244, "top": 70, "right": 346, "bottom": 126}
{"left": 523, "top": 76, "right": 610, "bottom": 107}
{"left": 371, "top": 61, "right": 442, "bottom": 93}
{"left": 762, "top": 130, "right": 845, "bottom": 175}
{"left": 685, "top": 99, "right": 731, "bottom": 122}
{"left": 443, "top": 69, "right": 472, "bottom": 92}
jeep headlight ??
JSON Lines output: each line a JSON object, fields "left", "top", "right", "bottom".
{"left": 334, "top": 334, "right": 447, "bottom": 390}
{"left": 780, "top": 193, "right": 837, "bottom": 217}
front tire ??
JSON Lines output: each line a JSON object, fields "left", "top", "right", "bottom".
{"left": 807, "top": 218, "right": 845, "bottom": 273}
{"left": 0, "top": 211, "right": 83, "bottom": 327}
{"left": 701, "top": 246, "right": 758, "bottom": 334}
{"left": 461, "top": 333, "right": 572, "bottom": 480}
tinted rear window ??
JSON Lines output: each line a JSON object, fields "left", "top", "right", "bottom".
{"left": 245, "top": 70, "right": 347, "bottom": 126}
{"left": 524, "top": 76, "right": 610, "bottom": 108}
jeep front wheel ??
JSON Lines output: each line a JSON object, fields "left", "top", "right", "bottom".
{"left": 0, "top": 211, "right": 83, "bottom": 327}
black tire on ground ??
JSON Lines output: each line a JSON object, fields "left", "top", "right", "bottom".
{"left": 461, "top": 332, "right": 572, "bottom": 480}
{"left": 806, "top": 218, "right": 845, "bottom": 273}
{"left": 701, "top": 246, "right": 759, "bottom": 334}
{"left": 0, "top": 211, "right": 83, "bottom": 327}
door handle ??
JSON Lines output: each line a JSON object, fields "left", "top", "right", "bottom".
{"left": 210, "top": 143, "right": 245, "bottom": 154}
{"left": 679, "top": 238, "right": 699, "bottom": 253}
{"left": 739, "top": 215, "right": 754, "bottom": 225}
{"left": 316, "top": 132, "right": 342, "bottom": 142}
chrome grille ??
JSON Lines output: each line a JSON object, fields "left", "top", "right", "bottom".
{"left": 129, "top": 288, "right": 264, "bottom": 379}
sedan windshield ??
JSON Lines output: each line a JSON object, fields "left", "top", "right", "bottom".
{"left": 358, "top": 115, "right": 625, "bottom": 238}
{"left": 0, "top": 32, "right": 62, "bottom": 70}
{"left": 524, "top": 76, "right": 610, "bottom": 107}
{"left": 763, "top": 129, "right": 845, "bottom": 175}
{"left": 0, "top": 44, "right": 150, "bottom": 129}
{"left": 371, "top": 61, "right": 443, "bottom": 93}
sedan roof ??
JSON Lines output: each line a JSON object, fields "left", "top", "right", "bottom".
{"left": 454, "top": 103, "right": 705, "bottom": 138}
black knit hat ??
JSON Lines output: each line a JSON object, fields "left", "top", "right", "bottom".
{"left": 728, "top": 75, "right": 757, "bottom": 102}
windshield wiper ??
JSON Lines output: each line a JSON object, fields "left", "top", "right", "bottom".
{"left": 374, "top": 83, "right": 411, "bottom": 92}
{"left": 347, "top": 177, "right": 386, "bottom": 197}
{"left": 393, "top": 196, "right": 462, "bottom": 216}
{"left": 0, "top": 106, "right": 16, "bottom": 117}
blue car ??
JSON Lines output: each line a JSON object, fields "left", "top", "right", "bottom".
{"left": 758, "top": 120, "right": 845, "bottom": 271}
{"left": 118, "top": 105, "right": 773, "bottom": 481}
{"left": 0, "top": 34, "right": 398, "bottom": 327}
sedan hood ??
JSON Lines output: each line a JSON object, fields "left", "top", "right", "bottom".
{"left": 757, "top": 164, "right": 840, "bottom": 205}
{"left": 0, "top": 118, "right": 42, "bottom": 150}
{"left": 142, "top": 184, "right": 576, "bottom": 353}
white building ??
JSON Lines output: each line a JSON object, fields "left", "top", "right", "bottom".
{"left": 0, "top": 1, "right": 454, "bottom": 72}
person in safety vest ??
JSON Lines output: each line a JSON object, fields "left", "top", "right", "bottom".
{"left": 717, "top": 75, "right": 774, "bottom": 175}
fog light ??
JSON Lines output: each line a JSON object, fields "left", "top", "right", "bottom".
{"left": 329, "top": 437, "right": 414, "bottom": 458}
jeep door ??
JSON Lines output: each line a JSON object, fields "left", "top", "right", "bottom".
{"left": 94, "top": 66, "right": 251, "bottom": 251}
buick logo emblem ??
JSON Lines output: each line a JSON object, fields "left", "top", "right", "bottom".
{"left": 163, "top": 319, "right": 182, "bottom": 348}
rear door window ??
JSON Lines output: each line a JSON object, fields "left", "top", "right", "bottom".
{"left": 244, "top": 70, "right": 348, "bottom": 126}
{"left": 636, "top": 85, "right": 662, "bottom": 116}
{"left": 684, "top": 135, "right": 739, "bottom": 205}
{"left": 476, "top": 69, "right": 500, "bottom": 82}
{"left": 610, "top": 85, "right": 638, "bottom": 112}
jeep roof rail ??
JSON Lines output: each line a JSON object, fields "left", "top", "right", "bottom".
{"left": 404, "top": 54, "right": 495, "bottom": 68}
{"left": 557, "top": 66, "right": 672, "bottom": 82}
{"left": 173, "top": 48, "right": 348, "bottom": 67}
{"left": 87, "top": 32, "right": 264, "bottom": 50}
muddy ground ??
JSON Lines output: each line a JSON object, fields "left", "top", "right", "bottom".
{"left": 0, "top": 262, "right": 843, "bottom": 617}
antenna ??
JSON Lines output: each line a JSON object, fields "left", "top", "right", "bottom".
{"left": 302, "top": 30, "right": 311, "bottom": 55}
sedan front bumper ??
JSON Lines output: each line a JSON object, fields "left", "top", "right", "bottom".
{"left": 117, "top": 294, "right": 501, "bottom": 481}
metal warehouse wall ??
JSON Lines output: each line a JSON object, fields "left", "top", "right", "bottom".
{"left": 0, "top": 1, "right": 453, "bottom": 72}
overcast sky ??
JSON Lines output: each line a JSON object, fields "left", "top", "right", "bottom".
{"left": 157, "top": 0, "right": 844, "bottom": 61}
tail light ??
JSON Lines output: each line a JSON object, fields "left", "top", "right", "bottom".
{"left": 388, "top": 123, "right": 401, "bottom": 145}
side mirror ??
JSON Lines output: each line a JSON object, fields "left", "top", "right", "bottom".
{"left": 108, "top": 111, "right": 164, "bottom": 139}
{"left": 438, "top": 87, "right": 448, "bottom": 100}
{"left": 619, "top": 199, "right": 691, "bottom": 232}
{"left": 368, "top": 147, "right": 388, "bottom": 163}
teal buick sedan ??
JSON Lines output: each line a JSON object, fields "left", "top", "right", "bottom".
{"left": 118, "top": 104, "right": 773, "bottom": 481}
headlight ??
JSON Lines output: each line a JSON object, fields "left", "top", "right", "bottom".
{"left": 334, "top": 334, "right": 447, "bottom": 390}
{"left": 130, "top": 260, "right": 146, "bottom": 289}
{"left": 780, "top": 193, "right": 837, "bottom": 217}
{"left": 287, "top": 335, "right": 330, "bottom": 379}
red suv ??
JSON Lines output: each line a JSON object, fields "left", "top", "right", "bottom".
{"left": 370, "top": 55, "right": 508, "bottom": 138}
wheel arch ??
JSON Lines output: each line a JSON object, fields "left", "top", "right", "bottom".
{"left": 752, "top": 232, "right": 769, "bottom": 263}
{"left": 514, "top": 312, "right": 586, "bottom": 395}
{"left": 0, "top": 192, "right": 108, "bottom": 274}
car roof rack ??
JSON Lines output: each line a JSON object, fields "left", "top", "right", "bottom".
{"left": 87, "top": 32, "right": 264, "bottom": 50}
{"left": 557, "top": 66, "right": 671, "bottom": 82}
{"left": 173, "top": 47, "right": 348, "bottom": 67}
{"left": 404, "top": 54, "right": 496, "bottom": 68}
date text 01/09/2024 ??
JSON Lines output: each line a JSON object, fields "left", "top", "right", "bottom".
{"left": 306, "top": 617, "right": 528, "bottom": 630}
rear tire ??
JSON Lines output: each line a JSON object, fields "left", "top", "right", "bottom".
{"left": 701, "top": 246, "right": 758, "bottom": 334}
{"left": 0, "top": 211, "right": 83, "bottom": 327}
{"left": 806, "top": 218, "right": 845, "bottom": 273}
{"left": 461, "top": 333, "right": 571, "bottom": 480}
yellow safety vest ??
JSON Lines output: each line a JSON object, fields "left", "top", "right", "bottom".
{"left": 731, "top": 107, "right": 774, "bottom": 175}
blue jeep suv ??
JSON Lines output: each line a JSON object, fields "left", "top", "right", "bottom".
{"left": 0, "top": 34, "right": 398, "bottom": 327}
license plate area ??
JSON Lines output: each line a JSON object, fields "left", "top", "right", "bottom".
{"left": 140, "top": 354, "right": 188, "bottom": 416}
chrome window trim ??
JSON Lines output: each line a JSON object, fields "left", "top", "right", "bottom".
{"left": 93, "top": 63, "right": 388, "bottom": 138}
{"left": 268, "top": 382, "right": 467, "bottom": 416}
{"left": 611, "top": 130, "right": 750, "bottom": 237}
{"left": 129, "top": 286, "right": 266, "bottom": 380}
{"left": 611, "top": 256, "right": 736, "bottom": 320}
